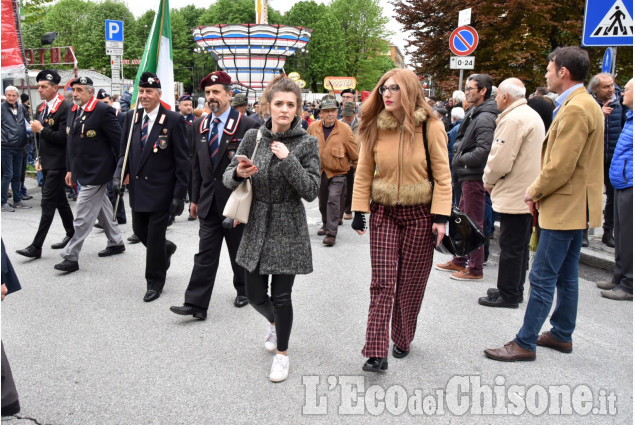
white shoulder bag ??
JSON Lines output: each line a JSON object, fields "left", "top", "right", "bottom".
{"left": 223, "top": 130, "right": 262, "bottom": 224}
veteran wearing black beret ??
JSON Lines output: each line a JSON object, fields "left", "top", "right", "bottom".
{"left": 51, "top": 76, "right": 124, "bottom": 273}
{"left": 114, "top": 71, "right": 190, "bottom": 302}
{"left": 16, "top": 69, "right": 77, "bottom": 260}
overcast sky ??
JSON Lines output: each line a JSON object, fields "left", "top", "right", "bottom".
{"left": 122, "top": 0, "right": 412, "bottom": 64}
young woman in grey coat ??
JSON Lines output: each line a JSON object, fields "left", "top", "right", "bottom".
{"left": 223, "top": 76, "right": 320, "bottom": 383}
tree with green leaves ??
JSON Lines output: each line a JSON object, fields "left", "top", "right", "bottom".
{"left": 393, "top": 0, "right": 633, "bottom": 96}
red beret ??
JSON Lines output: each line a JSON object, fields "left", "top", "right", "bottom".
{"left": 200, "top": 71, "right": 232, "bottom": 89}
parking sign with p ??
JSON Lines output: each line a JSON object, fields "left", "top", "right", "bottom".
{"left": 105, "top": 20, "right": 124, "bottom": 42}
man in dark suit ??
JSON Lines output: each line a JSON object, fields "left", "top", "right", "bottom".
{"left": 170, "top": 71, "right": 258, "bottom": 319}
{"left": 178, "top": 94, "right": 196, "bottom": 222}
{"left": 113, "top": 72, "right": 189, "bottom": 302}
{"left": 16, "top": 70, "right": 75, "bottom": 259}
{"left": 54, "top": 77, "right": 125, "bottom": 273}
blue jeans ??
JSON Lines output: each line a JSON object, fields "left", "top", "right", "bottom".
{"left": 515, "top": 229, "right": 583, "bottom": 351}
{"left": 1, "top": 149, "right": 24, "bottom": 205}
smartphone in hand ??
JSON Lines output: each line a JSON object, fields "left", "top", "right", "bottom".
{"left": 235, "top": 154, "right": 253, "bottom": 166}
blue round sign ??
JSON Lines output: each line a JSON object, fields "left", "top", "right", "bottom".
{"left": 602, "top": 48, "right": 613, "bottom": 73}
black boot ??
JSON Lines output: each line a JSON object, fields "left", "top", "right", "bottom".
{"left": 582, "top": 229, "right": 589, "bottom": 247}
{"left": 602, "top": 229, "right": 615, "bottom": 248}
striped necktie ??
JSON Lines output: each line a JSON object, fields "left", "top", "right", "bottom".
{"left": 208, "top": 117, "right": 221, "bottom": 165}
{"left": 141, "top": 114, "right": 149, "bottom": 149}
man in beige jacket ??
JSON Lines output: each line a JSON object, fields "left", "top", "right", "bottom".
{"left": 479, "top": 78, "right": 545, "bottom": 308}
{"left": 308, "top": 98, "right": 358, "bottom": 246}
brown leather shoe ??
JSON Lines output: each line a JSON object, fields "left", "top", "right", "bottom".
{"left": 435, "top": 260, "right": 465, "bottom": 272}
{"left": 323, "top": 235, "right": 336, "bottom": 246}
{"left": 536, "top": 331, "right": 572, "bottom": 353}
{"left": 484, "top": 341, "right": 536, "bottom": 362}
{"left": 317, "top": 227, "right": 327, "bottom": 236}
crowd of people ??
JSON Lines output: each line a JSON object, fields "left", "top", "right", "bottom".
{"left": 1, "top": 45, "right": 632, "bottom": 398}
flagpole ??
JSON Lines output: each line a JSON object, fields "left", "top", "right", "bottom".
{"left": 113, "top": 0, "right": 163, "bottom": 220}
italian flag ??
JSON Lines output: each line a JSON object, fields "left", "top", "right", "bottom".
{"left": 132, "top": 0, "right": 174, "bottom": 110}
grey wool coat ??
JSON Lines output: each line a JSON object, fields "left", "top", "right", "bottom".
{"left": 223, "top": 117, "right": 320, "bottom": 275}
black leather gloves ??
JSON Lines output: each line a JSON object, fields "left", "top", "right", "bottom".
{"left": 169, "top": 198, "right": 185, "bottom": 217}
{"left": 112, "top": 176, "right": 123, "bottom": 196}
{"left": 352, "top": 212, "right": 367, "bottom": 232}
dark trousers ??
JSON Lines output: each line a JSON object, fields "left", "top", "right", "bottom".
{"left": 613, "top": 187, "right": 632, "bottom": 293}
{"left": 131, "top": 209, "right": 173, "bottom": 292}
{"left": 1, "top": 342, "right": 19, "bottom": 414}
{"left": 363, "top": 203, "right": 435, "bottom": 358}
{"left": 603, "top": 162, "right": 615, "bottom": 232}
{"left": 497, "top": 213, "right": 532, "bottom": 302}
{"left": 32, "top": 169, "right": 75, "bottom": 248}
{"left": 452, "top": 180, "right": 486, "bottom": 274}
{"left": 1, "top": 149, "right": 23, "bottom": 205}
{"left": 319, "top": 172, "right": 346, "bottom": 237}
{"left": 452, "top": 171, "right": 462, "bottom": 206}
{"left": 184, "top": 202, "right": 246, "bottom": 309}
{"left": 245, "top": 268, "right": 295, "bottom": 352}
{"left": 339, "top": 166, "right": 355, "bottom": 216}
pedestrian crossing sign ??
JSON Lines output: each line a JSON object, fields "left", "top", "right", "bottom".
{"left": 582, "top": 0, "right": 633, "bottom": 46}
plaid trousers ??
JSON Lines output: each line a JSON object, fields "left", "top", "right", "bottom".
{"left": 362, "top": 202, "right": 435, "bottom": 358}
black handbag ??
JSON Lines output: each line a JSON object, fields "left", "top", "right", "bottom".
{"left": 422, "top": 122, "right": 486, "bottom": 257}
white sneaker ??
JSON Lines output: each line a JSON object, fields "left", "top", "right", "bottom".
{"left": 264, "top": 323, "right": 277, "bottom": 353}
{"left": 269, "top": 354, "right": 289, "bottom": 382}
{"left": 1, "top": 204, "right": 15, "bottom": 212}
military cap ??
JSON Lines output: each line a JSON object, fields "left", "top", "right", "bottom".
{"left": 320, "top": 97, "right": 338, "bottom": 110}
{"left": 36, "top": 69, "right": 61, "bottom": 85}
{"left": 341, "top": 102, "right": 356, "bottom": 117}
{"left": 70, "top": 76, "right": 93, "bottom": 86}
{"left": 139, "top": 72, "right": 161, "bottom": 88}
{"left": 96, "top": 89, "right": 111, "bottom": 100}
{"left": 340, "top": 88, "right": 356, "bottom": 96}
{"left": 178, "top": 94, "right": 192, "bottom": 102}
{"left": 200, "top": 71, "right": 232, "bottom": 89}
{"left": 231, "top": 93, "right": 248, "bottom": 107}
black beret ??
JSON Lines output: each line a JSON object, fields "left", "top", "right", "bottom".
{"left": 178, "top": 94, "right": 192, "bottom": 102}
{"left": 200, "top": 71, "right": 231, "bottom": 89}
{"left": 340, "top": 88, "right": 356, "bottom": 96}
{"left": 36, "top": 69, "right": 61, "bottom": 85}
{"left": 70, "top": 76, "right": 93, "bottom": 87}
{"left": 139, "top": 72, "right": 161, "bottom": 88}
{"left": 96, "top": 89, "right": 110, "bottom": 100}
{"left": 20, "top": 94, "right": 29, "bottom": 103}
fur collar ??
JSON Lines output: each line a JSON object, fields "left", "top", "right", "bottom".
{"left": 377, "top": 107, "right": 429, "bottom": 130}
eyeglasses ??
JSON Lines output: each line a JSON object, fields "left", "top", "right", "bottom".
{"left": 378, "top": 84, "right": 400, "bottom": 96}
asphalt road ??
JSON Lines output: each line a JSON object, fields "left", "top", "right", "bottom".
{"left": 1, "top": 184, "right": 632, "bottom": 424}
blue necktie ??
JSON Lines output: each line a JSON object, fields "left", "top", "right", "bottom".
{"left": 209, "top": 117, "right": 221, "bottom": 165}
{"left": 140, "top": 114, "right": 149, "bottom": 149}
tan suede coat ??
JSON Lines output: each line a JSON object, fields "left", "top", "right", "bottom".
{"left": 528, "top": 87, "right": 604, "bottom": 230}
{"left": 307, "top": 119, "right": 358, "bottom": 178}
{"left": 352, "top": 108, "right": 452, "bottom": 216}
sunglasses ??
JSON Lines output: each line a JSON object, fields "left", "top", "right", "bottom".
{"left": 378, "top": 84, "right": 400, "bottom": 96}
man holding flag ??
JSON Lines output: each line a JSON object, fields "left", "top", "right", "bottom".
{"left": 114, "top": 72, "right": 189, "bottom": 302}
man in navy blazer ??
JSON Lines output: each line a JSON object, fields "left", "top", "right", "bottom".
{"left": 114, "top": 72, "right": 189, "bottom": 302}
{"left": 170, "top": 71, "right": 258, "bottom": 319}
{"left": 54, "top": 77, "right": 125, "bottom": 273}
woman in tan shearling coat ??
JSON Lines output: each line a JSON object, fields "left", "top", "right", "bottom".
{"left": 351, "top": 68, "right": 452, "bottom": 373}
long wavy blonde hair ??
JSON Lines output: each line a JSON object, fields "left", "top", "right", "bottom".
{"left": 359, "top": 68, "right": 436, "bottom": 153}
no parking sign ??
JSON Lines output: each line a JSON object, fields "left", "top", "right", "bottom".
{"left": 449, "top": 26, "right": 479, "bottom": 56}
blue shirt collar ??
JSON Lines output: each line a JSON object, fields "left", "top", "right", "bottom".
{"left": 555, "top": 83, "right": 584, "bottom": 110}
{"left": 212, "top": 107, "right": 231, "bottom": 126}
